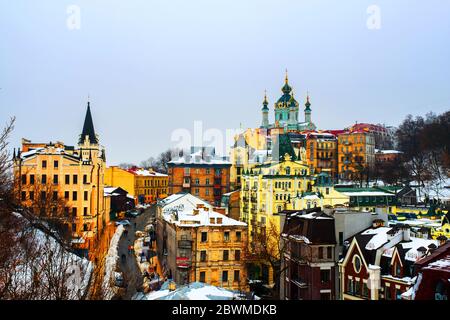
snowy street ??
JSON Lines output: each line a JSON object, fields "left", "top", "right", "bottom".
{"left": 116, "top": 205, "right": 157, "bottom": 299}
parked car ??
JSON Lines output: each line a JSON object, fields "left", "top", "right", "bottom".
{"left": 115, "top": 220, "right": 131, "bottom": 226}
{"left": 125, "top": 210, "right": 139, "bottom": 218}
{"left": 115, "top": 272, "right": 125, "bottom": 287}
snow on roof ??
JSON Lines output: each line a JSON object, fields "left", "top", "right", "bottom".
{"left": 142, "top": 282, "right": 242, "bottom": 300}
{"left": 401, "top": 238, "right": 439, "bottom": 262}
{"left": 160, "top": 193, "right": 246, "bottom": 227}
{"left": 168, "top": 151, "right": 231, "bottom": 165}
{"left": 129, "top": 168, "right": 167, "bottom": 177}
{"left": 340, "top": 191, "right": 395, "bottom": 197}
{"left": 375, "top": 149, "right": 403, "bottom": 154}
{"left": 302, "top": 194, "right": 320, "bottom": 200}
{"left": 362, "top": 227, "right": 391, "bottom": 250}
{"left": 424, "top": 255, "right": 450, "bottom": 271}
{"left": 167, "top": 207, "right": 246, "bottom": 227}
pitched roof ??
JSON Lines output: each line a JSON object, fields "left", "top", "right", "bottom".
{"left": 79, "top": 102, "right": 98, "bottom": 144}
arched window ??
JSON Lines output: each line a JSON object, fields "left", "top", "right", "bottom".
{"left": 435, "top": 280, "right": 448, "bottom": 300}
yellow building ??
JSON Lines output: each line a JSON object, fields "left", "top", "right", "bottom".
{"left": 105, "top": 166, "right": 168, "bottom": 204}
{"left": 156, "top": 193, "right": 248, "bottom": 291}
{"left": 337, "top": 131, "right": 375, "bottom": 180}
{"left": 240, "top": 153, "right": 313, "bottom": 284}
{"left": 13, "top": 103, "right": 112, "bottom": 260}
{"left": 105, "top": 166, "right": 135, "bottom": 197}
{"left": 230, "top": 128, "right": 270, "bottom": 190}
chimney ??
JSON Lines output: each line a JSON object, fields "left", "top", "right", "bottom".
{"left": 417, "top": 247, "right": 427, "bottom": 259}
{"left": 196, "top": 204, "right": 204, "bottom": 209}
{"left": 437, "top": 235, "right": 448, "bottom": 246}
{"left": 372, "top": 219, "right": 384, "bottom": 228}
{"left": 193, "top": 209, "right": 199, "bottom": 215}
{"left": 323, "top": 206, "right": 334, "bottom": 215}
{"left": 400, "top": 224, "right": 411, "bottom": 242}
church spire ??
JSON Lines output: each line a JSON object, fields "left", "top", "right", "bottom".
{"left": 281, "top": 69, "right": 292, "bottom": 94}
{"left": 79, "top": 101, "right": 98, "bottom": 145}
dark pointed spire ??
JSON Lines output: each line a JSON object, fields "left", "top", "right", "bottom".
{"left": 79, "top": 101, "right": 98, "bottom": 145}
{"left": 262, "top": 90, "right": 269, "bottom": 111}
{"left": 305, "top": 92, "right": 311, "bottom": 112}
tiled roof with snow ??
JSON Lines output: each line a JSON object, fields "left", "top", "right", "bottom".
{"left": 141, "top": 281, "right": 247, "bottom": 300}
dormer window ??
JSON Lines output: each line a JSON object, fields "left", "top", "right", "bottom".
{"left": 395, "top": 263, "right": 402, "bottom": 277}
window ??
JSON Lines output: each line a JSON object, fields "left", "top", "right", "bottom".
{"left": 320, "top": 292, "right": 331, "bottom": 300}
{"left": 29, "top": 191, "right": 34, "bottom": 201}
{"left": 201, "top": 232, "right": 207, "bottom": 242}
{"left": 84, "top": 207, "right": 88, "bottom": 216}
{"left": 30, "top": 174, "right": 35, "bottom": 184}
{"left": 353, "top": 255, "right": 362, "bottom": 273}
{"left": 200, "top": 251, "right": 207, "bottom": 262}
{"left": 234, "top": 270, "right": 240, "bottom": 282}
{"left": 53, "top": 191, "right": 58, "bottom": 201}
{"left": 206, "top": 178, "right": 210, "bottom": 185}
{"left": 205, "top": 189, "right": 209, "bottom": 196}
{"left": 223, "top": 250, "right": 229, "bottom": 261}
{"left": 236, "top": 231, "right": 241, "bottom": 242}
{"left": 72, "top": 207, "right": 77, "bottom": 217}
{"left": 363, "top": 283, "right": 369, "bottom": 298}
{"left": 65, "top": 175, "right": 70, "bottom": 184}
{"left": 224, "top": 231, "right": 230, "bottom": 241}
{"left": 319, "top": 247, "right": 324, "bottom": 259}
{"left": 21, "top": 175, "right": 27, "bottom": 184}
{"left": 73, "top": 175, "right": 78, "bottom": 184}
{"left": 327, "top": 247, "right": 332, "bottom": 259}
{"left": 53, "top": 174, "right": 58, "bottom": 184}
{"left": 195, "top": 188, "right": 199, "bottom": 195}
{"left": 320, "top": 270, "right": 330, "bottom": 283}
{"left": 64, "top": 191, "right": 69, "bottom": 200}
{"left": 54, "top": 160, "right": 58, "bottom": 168}
{"left": 72, "top": 191, "right": 78, "bottom": 201}
{"left": 206, "top": 168, "right": 210, "bottom": 174}
{"left": 199, "top": 271, "right": 206, "bottom": 283}
{"left": 347, "top": 278, "right": 354, "bottom": 294}
{"left": 41, "top": 191, "right": 46, "bottom": 201}
{"left": 235, "top": 250, "right": 241, "bottom": 261}
{"left": 395, "top": 263, "right": 402, "bottom": 277}
{"left": 21, "top": 191, "right": 26, "bottom": 201}
{"left": 384, "top": 285, "right": 391, "bottom": 300}
{"left": 42, "top": 160, "right": 47, "bottom": 168}
{"left": 83, "top": 175, "right": 88, "bottom": 184}
{"left": 41, "top": 174, "right": 47, "bottom": 184}
{"left": 72, "top": 224, "right": 76, "bottom": 232}
{"left": 84, "top": 191, "right": 88, "bottom": 201}
{"left": 222, "top": 271, "right": 228, "bottom": 282}
{"left": 215, "top": 168, "right": 221, "bottom": 176}
{"left": 395, "top": 289, "right": 402, "bottom": 300}
{"left": 354, "top": 281, "right": 361, "bottom": 296}
{"left": 184, "top": 168, "right": 190, "bottom": 175}
{"left": 195, "top": 178, "right": 199, "bottom": 185}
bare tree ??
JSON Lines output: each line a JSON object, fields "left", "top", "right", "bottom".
{"left": 248, "top": 219, "right": 288, "bottom": 299}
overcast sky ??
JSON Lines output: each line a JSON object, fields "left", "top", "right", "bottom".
{"left": 1, "top": 0, "right": 449, "bottom": 165}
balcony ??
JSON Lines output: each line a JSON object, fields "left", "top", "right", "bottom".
{"left": 182, "top": 181, "right": 191, "bottom": 188}
{"left": 82, "top": 215, "right": 94, "bottom": 222}
{"left": 291, "top": 277, "right": 308, "bottom": 289}
{"left": 176, "top": 257, "right": 191, "bottom": 269}
{"left": 178, "top": 240, "right": 192, "bottom": 249}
